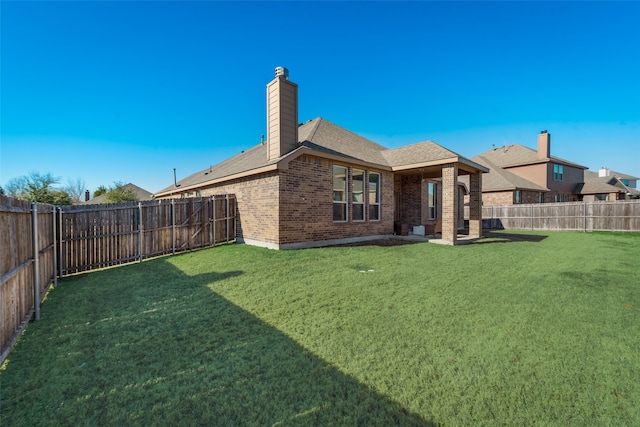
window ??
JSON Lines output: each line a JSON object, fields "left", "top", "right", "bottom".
{"left": 368, "top": 172, "right": 380, "bottom": 221}
{"left": 554, "top": 194, "right": 569, "bottom": 203}
{"left": 352, "top": 169, "right": 365, "bottom": 221}
{"left": 553, "top": 164, "right": 564, "bottom": 181}
{"left": 538, "top": 192, "right": 544, "bottom": 203}
{"left": 427, "top": 182, "right": 437, "bottom": 219}
{"left": 333, "top": 166, "right": 347, "bottom": 221}
{"left": 515, "top": 190, "right": 522, "bottom": 204}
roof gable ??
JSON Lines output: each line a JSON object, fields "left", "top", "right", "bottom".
{"left": 381, "top": 140, "right": 459, "bottom": 167}
{"left": 580, "top": 170, "right": 638, "bottom": 195}
{"left": 469, "top": 155, "right": 548, "bottom": 192}
{"left": 300, "top": 118, "right": 389, "bottom": 165}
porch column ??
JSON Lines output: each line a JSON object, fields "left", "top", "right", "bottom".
{"left": 469, "top": 172, "right": 482, "bottom": 238}
{"left": 441, "top": 163, "right": 458, "bottom": 245}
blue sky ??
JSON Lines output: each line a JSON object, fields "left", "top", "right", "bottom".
{"left": 2, "top": 1, "right": 639, "bottom": 194}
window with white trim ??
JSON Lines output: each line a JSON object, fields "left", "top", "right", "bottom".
{"left": 333, "top": 166, "right": 348, "bottom": 221}
{"left": 368, "top": 172, "right": 381, "bottom": 221}
{"left": 352, "top": 169, "right": 365, "bottom": 221}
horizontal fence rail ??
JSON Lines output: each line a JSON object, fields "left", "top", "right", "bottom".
{"left": 466, "top": 200, "right": 640, "bottom": 232}
{"left": 1, "top": 195, "right": 236, "bottom": 364}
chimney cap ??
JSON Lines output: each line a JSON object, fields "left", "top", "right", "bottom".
{"left": 541, "top": 130, "right": 547, "bottom": 134}
{"left": 275, "top": 66, "right": 289, "bottom": 79}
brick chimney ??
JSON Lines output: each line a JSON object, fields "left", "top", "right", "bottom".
{"left": 537, "top": 130, "right": 550, "bottom": 160}
{"left": 266, "top": 66, "right": 298, "bottom": 161}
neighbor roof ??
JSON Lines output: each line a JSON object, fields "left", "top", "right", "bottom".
{"left": 85, "top": 183, "right": 154, "bottom": 204}
{"left": 463, "top": 155, "right": 548, "bottom": 192}
{"left": 477, "top": 144, "right": 587, "bottom": 170}
{"left": 156, "top": 117, "right": 487, "bottom": 196}
{"left": 576, "top": 170, "right": 640, "bottom": 196}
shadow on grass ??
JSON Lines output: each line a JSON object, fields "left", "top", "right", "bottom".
{"left": 472, "top": 230, "right": 549, "bottom": 244}
{"left": 0, "top": 257, "right": 431, "bottom": 426}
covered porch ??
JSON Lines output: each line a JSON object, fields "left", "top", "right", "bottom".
{"left": 392, "top": 159, "right": 487, "bottom": 245}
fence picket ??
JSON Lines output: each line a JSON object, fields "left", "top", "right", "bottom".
{"left": 472, "top": 200, "right": 640, "bottom": 232}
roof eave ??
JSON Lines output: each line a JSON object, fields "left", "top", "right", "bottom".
{"left": 154, "top": 145, "right": 395, "bottom": 198}
{"left": 484, "top": 186, "right": 550, "bottom": 193}
{"left": 154, "top": 163, "right": 280, "bottom": 197}
{"left": 502, "top": 158, "right": 588, "bottom": 170}
{"left": 390, "top": 156, "right": 489, "bottom": 174}
{"left": 283, "top": 146, "right": 393, "bottom": 171}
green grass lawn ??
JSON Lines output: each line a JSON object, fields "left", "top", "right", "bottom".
{"left": 1, "top": 231, "right": 639, "bottom": 426}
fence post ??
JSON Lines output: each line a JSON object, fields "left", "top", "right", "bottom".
{"left": 225, "top": 194, "right": 229, "bottom": 243}
{"left": 31, "top": 203, "right": 41, "bottom": 321}
{"left": 212, "top": 195, "right": 216, "bottom": 246}
{"left": 584, "top": 201, "right": 587, "bottom": 232}
{"left": 58, "top": 207, "right": 64, "bottom": 276}
{"left": 531, "top": 204, "right": 534, "bottom": 230}
{"left": 491, "top": 205, "right": 495, "bottom": 230}
{"left": 52, "top": 205, "right": 58, "bottom": 286}
{"left": 138, "top": 202, "right": 143, "bottom": 263}
{"left": 171, "top": 199, "right": 176, "bottom": 255}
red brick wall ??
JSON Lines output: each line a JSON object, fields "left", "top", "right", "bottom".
{"left": 197, "top": 172, "right": 281, "bottom": 245}
{"left": 479, "top": 190, "right": 545, "bottom": 206}
{"left": 395, "top": 174, "right": 422, "bottom": 225}
{"left": 482, "top": 191, "right": 515, "bottom": 206}
{"left": 173, "top": 155, "right": 395, "bottom": 247}
{"left": 279, "top": 155, "right": 393, "bottom": 245}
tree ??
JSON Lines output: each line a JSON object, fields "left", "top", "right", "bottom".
{"left": 93, "top": 185, "right": 108, "bottom": 198}
{"left": 0, "top": 186, "right": 4, "bottom": 196}
{"left": 64, "top": 177, "right": 88, "bottom": 204}
{"left": 103, "top": 182, "right": 138, "bottom": 203}
{"left": 5, "top": 172, "right": 73, "bottom": 205}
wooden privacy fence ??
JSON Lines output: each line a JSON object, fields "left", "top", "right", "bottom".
{"left": 475, "top": 200, "right": 640, "bottom": 232}
{"left": 0, "top": 195, "right": 236, "bottom": 363}
{"left": 1, "top": 196, "right": 57, "bottom": 363}
{"left": 59, "top": 196, "right": 237, "bottom": 275}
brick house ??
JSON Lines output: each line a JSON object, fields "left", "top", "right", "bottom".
{"left": 462, "top": 155, "right": 549, "bottom": 205}
{"left": 155, "top": 67, "right": 487, "bottom": 248}
{"left": 576, "top": 167, "right": 640, "bottom": 201}
{"left": 464, "top": 131, "right": 588, "bottom": 205}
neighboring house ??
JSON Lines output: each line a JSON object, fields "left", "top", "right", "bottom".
{"left": 576, "top": 168, "right": 640, "bottom": 201}
{"left": 84, "top": 183, "right": 154, "bottom": 204}
{"left": 155, "top": 67, "right": 487, "bottom": 248}
{"left": 460, "top": 155, "right": 549, "bottom": 205}
{"left": 469, "top": 131, "right": 588, "bottom": 204}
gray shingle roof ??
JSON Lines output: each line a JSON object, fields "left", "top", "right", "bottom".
{"left": 465, "top": 155, "right": 548, "bottom": 192}
{"left": 476, "top": 144, "right": 587, "bottom": 169}
{"left": 85, "top": 183, "right": 154, "bottom": 204}
{"left": 578, "top": 170, "right": 638, "bottom": 195}
{"left": 157, "top": 117, "right": 486, "bottom": 195}
{"left": 594, "top": 169, "right": 639, "bottom": 182}
{"left": 158, "top": 143, "right": 277, "bottom": 194}
{"left": 300, "top": 118, "right": 389, "bottom": 165}
{"left": 381, "top": 140, "right": 459, "bottom": 167}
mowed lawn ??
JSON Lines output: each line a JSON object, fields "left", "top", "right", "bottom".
{"left": 1, "top": 231, "right": 638, "bottom": 426}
